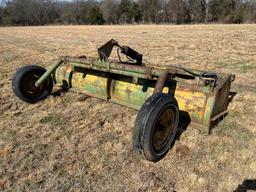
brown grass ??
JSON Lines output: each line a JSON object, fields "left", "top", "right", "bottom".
{"left": 0, "top": 24, "right": 256, "bottom": 192}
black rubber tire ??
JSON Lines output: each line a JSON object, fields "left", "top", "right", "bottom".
{"left": 12, "top": 65, "right": 53, "bottom": 103}
{"left": 133, "top": 93, "right": 179, "bottom": 162}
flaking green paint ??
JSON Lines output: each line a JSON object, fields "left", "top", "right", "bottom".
{"left": 52, "top": 59, "right": 234, "bottom": 129}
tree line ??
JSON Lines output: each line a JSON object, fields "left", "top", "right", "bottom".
{"left": 0, "top": 0, "right": 256, "bottom": 26}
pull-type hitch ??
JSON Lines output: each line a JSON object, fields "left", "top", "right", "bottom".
{"left": 12, "top": 40, "right": 235, "bottom": 162}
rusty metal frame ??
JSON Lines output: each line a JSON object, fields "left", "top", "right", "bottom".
{"left": 33, "top": 45, "right": 235, "bottom": 132}
{"left": 46, "top": 56, "right": 235, "bottom": 131}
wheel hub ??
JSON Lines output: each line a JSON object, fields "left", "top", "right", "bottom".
{"left": 153, "top": 108, "right": 176, "bottom": 152}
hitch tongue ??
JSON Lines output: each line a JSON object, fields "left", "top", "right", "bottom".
{"left": 35, "top": 59, "right": 63, "bottom": 87}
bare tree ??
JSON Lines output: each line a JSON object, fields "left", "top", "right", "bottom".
{"left": 0, "top": 0, "right": 256, "bottom": 25}
{"left": 167, "top": 0, "right": 191, "bottom": 24}
{"left": 101, "top": 0, "right": 119, "bottom": 24}
{"left": 138, "top": 0, "right": 160, "bottom": 23}
{"left": 187, "top": 0, "right": 207, "bottom": 23}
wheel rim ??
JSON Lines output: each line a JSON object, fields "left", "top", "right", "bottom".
{"left": 21, "top": 72, "right": 48, "bottom": 99}
{"left": 152, "top": 107, "right": 176, "bottom": 152}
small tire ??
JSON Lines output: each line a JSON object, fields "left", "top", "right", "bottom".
{"left": 12, "top": 65, "right": 53, "bottom": 103}
{"left": 133, "top": 93, "right": 179, "bottom": 162}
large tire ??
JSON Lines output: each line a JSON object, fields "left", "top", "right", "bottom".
{"left": 12, "top": 65, "right": 53, "bottom": 103}
{"left": 133, "top": 93, "right": 179, "bottom": 162}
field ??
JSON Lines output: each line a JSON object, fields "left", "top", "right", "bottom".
{"left": 0, "top": 25, "right": 256, "bottom": 192}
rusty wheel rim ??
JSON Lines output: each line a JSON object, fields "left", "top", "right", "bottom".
{"left": 21, "top": 72, "right": 47, "bottom": 98}
{"left": 152, "top": 108, "right": 176, "bottom": 152}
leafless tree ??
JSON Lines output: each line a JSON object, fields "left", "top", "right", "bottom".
{"left": 0, "top": 0, "right": 255, "bottom": 25}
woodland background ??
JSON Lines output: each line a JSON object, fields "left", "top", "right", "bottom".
{"left": 0, "top": 0, "right": 256, "bottom": 26}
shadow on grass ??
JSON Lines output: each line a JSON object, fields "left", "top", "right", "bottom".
{"left": 52, "top": 87, "right": 69, "bottom": 97}
{"left": 51, "top": 80, "right": 70, "bottom": 97}
{"left": 175, "top": 110, "right": 191, "bottom": 141}
{"left": 234, "top": 179, "right": 256, "bottom": 192}
{"left": 169, "top": 111, "right": 191, "bottom": 151}
{"left": 229, "top": 91, "right": 237, "bottom": 103}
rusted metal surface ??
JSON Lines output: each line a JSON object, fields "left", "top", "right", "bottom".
{"left": 211, "top": 110, "right": 228, "bottom": 122}
{"left": 53, "top": 58, "right": 235, "bottom": 129}
{"left": 63, "top": 56, "right": 153, "bottom": 79}
{"left": 153, "top": 70, "right": 168, "bottom": 94}
{"left": 97, "top": 39, "right": 143, "bottom": 65}
{"left": 24, "top": 40, "right": 231, "bottom": 130}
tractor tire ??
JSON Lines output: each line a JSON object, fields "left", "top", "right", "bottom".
{"left": 133, "top": 93, "right": 179, "bottom": 162}
{"left": 12, "top": 65, "right": 53, "bottom": 103}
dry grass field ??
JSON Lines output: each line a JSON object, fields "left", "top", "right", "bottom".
{"left": 0, "top": 25, "right": 256, "bottom": 192}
